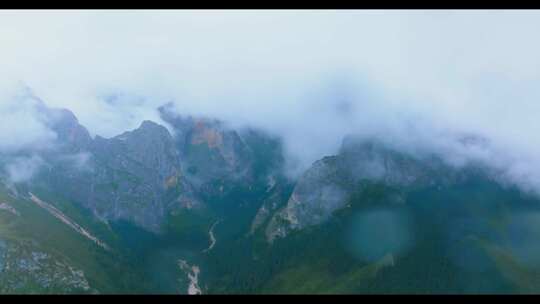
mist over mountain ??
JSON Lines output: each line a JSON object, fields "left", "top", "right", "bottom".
{"left": 2, "top": 11, "right": 540, "bottom": 191}
{"left": 2, "top": 10, "right": 540, "bottom": 294}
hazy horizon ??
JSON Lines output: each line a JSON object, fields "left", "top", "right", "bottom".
{"left": 2, "top": 10, "right": 540, "bottom": 190}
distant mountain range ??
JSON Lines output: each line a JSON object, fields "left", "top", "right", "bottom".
{"left": 1, "top": 99, "right": 540, "bottom": 294}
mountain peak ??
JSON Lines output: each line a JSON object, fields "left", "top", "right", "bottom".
{"left": 34, "top": 103, "right": 92, "bottom": 151}
{"left": 110, "top": 120, "right": 172, "bottom": 142}
{"left": 139, "top": 120, "right": 161, "bottom": 129}
{"left": 136, "top": 120, "right": 172, "bottom": 137}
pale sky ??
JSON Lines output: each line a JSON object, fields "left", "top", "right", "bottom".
{"left": 2, "top": 10, "right": 540, "bottom": 187}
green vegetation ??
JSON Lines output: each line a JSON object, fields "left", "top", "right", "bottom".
{"left": 0, "top": 185, "right": 150, "bottom": 293}
{"left": 3, "top": 145, "right": 540, "bottom": 294}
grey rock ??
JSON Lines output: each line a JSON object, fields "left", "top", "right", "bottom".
{"left": 265, "top": 136, "right": 469, "bottom": 242}
{"left": 159, "top": 105, "right": 255, "bottom": 194}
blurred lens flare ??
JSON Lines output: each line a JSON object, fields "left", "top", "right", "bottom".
{"left": 346, "top": 208, "right": 414, "bottom": 262}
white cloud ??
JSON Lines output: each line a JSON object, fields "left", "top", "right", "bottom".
{"left": 1, "top": 10, "right": 540, "bottom": 190}
{"left": 0, "top": 86, "right": 57, "bottom": 153}
{"left": 4, "top": 155, "right": 45, "bottom": 183}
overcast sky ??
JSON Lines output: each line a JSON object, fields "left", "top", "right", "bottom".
{"left": 2, "top": 10, "right": 540, "bottom": 187}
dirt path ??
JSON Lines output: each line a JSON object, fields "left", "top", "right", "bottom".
{"left": 28, "top": 192, "right": 110, "bottom": 250}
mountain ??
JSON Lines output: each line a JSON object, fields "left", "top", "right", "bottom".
{"left": 239, "top": 136, "right": 540, "bottom": 294}
{"left": 2, "top": 100, "right": 540, "bottom": 294}
{"left": 20, "top": 102, "right": 276, "bottom": 233}
{"left": 264, "top": 136, "right": 472, "bottom": 242}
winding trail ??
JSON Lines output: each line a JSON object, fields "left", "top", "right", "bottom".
{"left": 28, "top": 192, "right": 110, "bottom": 251}
{"left": 203, "top": 220, "right": 221, "bottom": 253}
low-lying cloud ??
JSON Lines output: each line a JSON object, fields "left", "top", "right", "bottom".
{"left": 2, "top": 10, "right": 540, "bottom": 192}
{"left": 4, "top": 155, "right": 45, "bottom": 183}
{"left": 0, "top": 86, "right": 58, "bottom": 153}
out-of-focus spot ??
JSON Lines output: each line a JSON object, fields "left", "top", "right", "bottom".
{"left": 346, "top": 208, "right": 414, "bottom": 262}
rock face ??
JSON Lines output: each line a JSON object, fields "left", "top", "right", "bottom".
{"left": 31, "top": 97, "right": 93, "bottom": 153}
{"left": 2, "top": 98, "right": 485, "bottom": 242}
{"left": 159, "top": 105, "right": 255, "bottom": 196}
{"left": 85, "top": 120, "right": 197, "bottom": 231}
{"left": 37, "top": 118, "right": 201, "bottom": 232}
{"left": 1, "top": 99, "right": 199, "bottom": 232}
{"left": 249, "top": 179, "right": 289, "bottom": 235}
{"left": 265, "top": 136, "right": 469, "bottom": 242}
{"left": 47, "top": 108, "right": 93, "bottom": 152}
{"left": 265, "top": 156, "right": 349, "bottom": 242}
{"left": 11, "top": 101, "right": 277, "bottom": 233}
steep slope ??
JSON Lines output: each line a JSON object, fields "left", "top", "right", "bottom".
{"left": 159, "top": 105, "right": 257, "bottom": 199}
{"left": 24, "top": 102, "right": 283, "bottom": 233}
{"left": 233, "top": 137, "right": 540, "bottom": 294}
{"left": 4, "top": 99, "right": 540, "bottom": 294}
{"left": 30, "top": 119, "right": 200, "bottom": 233}
{"left": 0, "top": 180, "right": 153, "bottom": 294}
{"left": 264, "top": 137, "right": 473, "bottom": 242}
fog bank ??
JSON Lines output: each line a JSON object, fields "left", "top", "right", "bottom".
{"left": 1, "top": 10, "right": 540, "bottom": 191}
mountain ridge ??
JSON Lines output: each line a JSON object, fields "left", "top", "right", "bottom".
{"left": 2, "top": 99, "right": 540, "bottom": 294}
